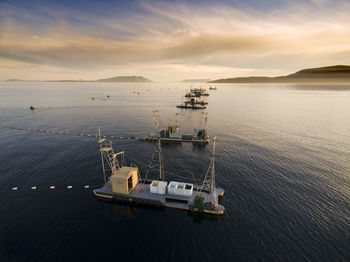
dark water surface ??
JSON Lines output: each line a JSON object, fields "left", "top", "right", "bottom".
{"left": 0, "top": 82, "right": 349, "bottom": 262}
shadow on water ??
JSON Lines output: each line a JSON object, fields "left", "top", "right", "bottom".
{"left": 191, "top": 143, "right": 209, "bottom": 153}
{"left": 95, "top": 197, "right": 224, "bottom": 223}
{"left": 111, "top": 204, "right": 136, "bottom": 219}
{"left": 159, "top": 141, "right": 183, "bottom": 148}
{"left": 188, "top": 211, "right": 223, "bottom": 223}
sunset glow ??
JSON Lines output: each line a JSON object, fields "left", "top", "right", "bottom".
{"left": 1, "top": 0, "right": 350, "bottom": 81}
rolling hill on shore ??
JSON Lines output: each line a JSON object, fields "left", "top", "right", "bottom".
{"left": 4, "top": 76, "right": 153, "bottom": 83}
{"left": 182, "top": 79, "right": 211, "bottom": 83}
{"left": 97, "top": 76, "right": 152, "bottom": 82}
{"left": 209, "top": 65, "right": 350, "bottom": 83}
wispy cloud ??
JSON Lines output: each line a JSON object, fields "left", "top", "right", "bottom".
{"left": 1, "top": 0, "right": 350, "bottom": 80}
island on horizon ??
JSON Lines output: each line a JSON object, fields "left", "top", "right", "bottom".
{"left": 97, "top": 76, "right": 152, "bottom": 82}
{"left": 4, "top": 75, "right": 153, "bottom": 83}
{"left": 209, "top": 65, "right": 350, "bottom": 83}
{"left": 4, "top": 65, "right": 350, "bottom": 84}
{"left": 182, "top": 79, "right": 211, "bottom": 83}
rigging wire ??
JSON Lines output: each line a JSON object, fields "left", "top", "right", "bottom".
{"left": 125, "top": 152, "right": 203, "bottom": 184}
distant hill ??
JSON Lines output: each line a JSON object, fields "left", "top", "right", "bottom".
{"left": 182, "top": 79, "right": 211, "bottom": 83}
{"left": 3, "top": 76, "right": 152, "bottom": 82}
{"left": 210, "top": 65, "right": 350, "bottom": 83}
{"left": 5, "top": 79, "right": 24, "bottom": 82}
{"left": 97, "top": 76, "right": 152, "bottom": 82}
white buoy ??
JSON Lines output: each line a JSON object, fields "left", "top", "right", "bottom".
{"left": 67, "top": 186, "right": 72, "bottom": 189}
{"left": 12, "top": 187, "right": 18, "bottom": 191}
{"left": 84, "top": 185, "right": 90, "bottom": 189}
{"left": 50, "top": 186, "right": 55, "bottom": 190}
{"left": 31, "top": 186, "right": 37, "bottom": 190}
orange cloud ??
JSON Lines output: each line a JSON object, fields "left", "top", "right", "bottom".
{"left": 1, "top": 1, "right": 350, "bottom": 81}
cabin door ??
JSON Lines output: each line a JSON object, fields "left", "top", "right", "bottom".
{"left": 127, "top": 176, "right": 133, "bottom": 192}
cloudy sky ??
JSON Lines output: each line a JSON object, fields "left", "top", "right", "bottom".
{"left": 1, "top": 0, "right": 350, "bottom": 81}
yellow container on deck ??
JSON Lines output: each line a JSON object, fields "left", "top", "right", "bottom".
{"left": 111, "top": 167, "right": 139, "bottom": 194}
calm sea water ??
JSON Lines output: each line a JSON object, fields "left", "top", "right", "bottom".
{"left": 0, "top": 82, "right": 349, "bottom": 262}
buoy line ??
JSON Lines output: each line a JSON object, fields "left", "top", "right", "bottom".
{"left": 30, "top": 105, "right": 175, "bottom": 110}
{"left": 2, "top": 126, "right": 145, "bottom": 142}
{"left": 11, "top": 185, "right": 92, "bottom": 191}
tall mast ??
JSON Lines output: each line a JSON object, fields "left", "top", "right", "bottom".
{"left": 98, "top": 127, "right": 106, "bottom": 184}
{"left": 200, "top": 136, "right": 217, "bottom": 206}
{"left": 153, "top": 109, "right": 160, "bottom": 134}
{"left": 158, "top": 137, "right": 165, "bottom": 181}
{"left": 211, "top": 137, "right": 216, "bottom": 197}
{"left": 154, "top": 109, "right": 164, "bottom": 181}
{"left": 175, "top": 112, "right": 179, "bottom": 129}
{"left": 201, "top": 112, "right": 208, "bottom": 130}
{"left": 144, "top": 110, "right": 165, "bottom": 182}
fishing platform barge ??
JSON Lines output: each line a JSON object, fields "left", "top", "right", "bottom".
{"left": 185, "top": 88, "right": 210, "bottom": 98}
{"left": 145, "top": 111, "right": 209, "bottom": 144}
{"left": 178, "top": 89, "right": 209, "bottom": 109}
{"left": 185, "top": 98, "right": 208, "bottom": 106}
{"left": 176, "top": 104, "right": 206, "bottom": 109}
{"left": 146, "top": 126, "right": 209, "bottom": 144}
{"left": 93, "top": 130, "right": 225, "bottom": 215}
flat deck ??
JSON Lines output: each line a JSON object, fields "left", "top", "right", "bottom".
{"left": 93, "top": 181, "right": 225, "bottom": 215}
{"left": 176, "top": 105, "right": 206, "bottom": 109}
{"left": 145, "top": 136, "right": 209, "bottom": 144}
